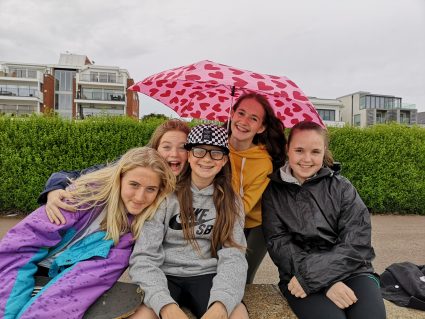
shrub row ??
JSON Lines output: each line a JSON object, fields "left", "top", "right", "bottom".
{"left": 0, "top": 115, "right": 166, "bottom": 213}
{"left": 329, "top": 124, "right": 425, "bottom": 214}
{"left": 1, "top": 117, "right": 424, "bottom": 215}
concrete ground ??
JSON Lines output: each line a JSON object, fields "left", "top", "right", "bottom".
{"left": 254, "top": 215, "right": 425, "bottom": 284}
{"left": 1, "top": 214, "right": 425, "bottom": 318}
{"left": 1, "top": 214, "right": 424, "bottom": 281}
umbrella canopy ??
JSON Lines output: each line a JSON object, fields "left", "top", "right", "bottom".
{"left": 129, "top": 60, "right": 324, "bottom": 127}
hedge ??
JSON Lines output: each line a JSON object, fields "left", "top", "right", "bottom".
{"left": 329, "top": 124, "right": 425, "bottom": 214}
{"left": 0, "top": 115, "right": 166, "bottom": 213}
{"left": 1, "top": 117, "right": 424, "bottom": 215}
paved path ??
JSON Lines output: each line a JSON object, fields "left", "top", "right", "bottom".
{"left": 1, "top": 214, "right": 424, "bottom": 283}
{"left": 1, "top": 214, "right": 424, "bottom": 318}
{"left": 254, "top": 214, "right": 425, "bottom": 284}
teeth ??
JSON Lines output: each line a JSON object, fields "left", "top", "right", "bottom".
{"left": 236, "top": 125, "right": 248, "bottom": 132}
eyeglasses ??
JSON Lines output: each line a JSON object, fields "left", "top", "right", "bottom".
{"left": 191, "top": 147, "right": 227, "bottom": 160}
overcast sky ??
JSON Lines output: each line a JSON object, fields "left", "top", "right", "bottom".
{"left": 1, "top": 0, "right": 424, "bottom": 116}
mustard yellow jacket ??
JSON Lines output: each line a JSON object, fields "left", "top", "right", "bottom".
{"left": 230, "top": 144, "right": 272, "bottom": 228}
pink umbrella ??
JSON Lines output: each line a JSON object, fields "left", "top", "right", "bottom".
{"left": 129, "top": 60, "right": 324, "bottom": 127}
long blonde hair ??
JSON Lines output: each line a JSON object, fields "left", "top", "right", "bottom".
{"left": 68, "top": 147, "right": 175, "bottom": 244}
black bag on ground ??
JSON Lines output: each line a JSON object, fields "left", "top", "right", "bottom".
{"left": 380, "top": 262, "right": 425, "bottom": 311}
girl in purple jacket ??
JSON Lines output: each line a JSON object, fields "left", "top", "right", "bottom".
{"left": 0, "top": 147, "right": 175, "bottom": 319}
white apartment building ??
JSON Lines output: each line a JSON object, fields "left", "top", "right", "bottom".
{"left": 0, "top": 53, "right": 139, "bottom": 119}
{"left": 309, "top": 97, "right": 345, "bottom": 127}
{"left": 338, "top": 91, "right": 417, "bottom": 127}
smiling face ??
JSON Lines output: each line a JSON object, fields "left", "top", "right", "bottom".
{"left": 286, "top": 129, "right": 325, "bottom": 184}
{"left": 156, "top": 130, "right": 188, "bottom": 176}
{"left": 230, "top": 98, "right": 266, "bottom": 150}
{"left": 188, "top": 145, "right": 228, "bottom": 189}
{"left": 120, "top": 166, "right": 161, "bottom": 215}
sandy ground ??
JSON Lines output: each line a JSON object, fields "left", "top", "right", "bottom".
{"left": 1, "top": 214, "right": 424, "bottom": 284}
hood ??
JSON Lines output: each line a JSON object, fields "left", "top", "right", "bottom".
{"left": 190, "top": 182, "right": 215, "bottom": 196}
{"left": 269, "top": 163, "right": 336, "bottom": 185}
{"left": 229, "top": 144, "right": 271, "bottom": 160}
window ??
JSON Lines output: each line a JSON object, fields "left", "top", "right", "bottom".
{"left": 317, "top": 109, "right": 335, "bottom": 121}
{"left": 400, "top": 112, "right": 410, "bottom": 124}
{"left": 54, "top": 70, "right": 75, "bottom": 92}
{"left": 353, "top": 114, "right": 361, "bottom": 127}
{"left": 376, "top": 111, "right": 386, "bottom": 123}
{"left": 360, "top": 96, "right": 365, "bottom": 109}
{"left": 363, "top": 95, "right": 402, "bottom": 110}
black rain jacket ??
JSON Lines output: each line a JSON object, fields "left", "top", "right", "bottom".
{"left": 262, "top": 165, "right": 375, "bottom": 295}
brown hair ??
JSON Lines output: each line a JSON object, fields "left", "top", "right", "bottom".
{"left": 176, "top": 149, "right": 244, "bottom": 257}
{"left": 229, "top": 93, "right": 286, "bottom": 169}
{"left": 147, "top": 119, "right": 191, "bottom": 149}
{"left": 287, "top": 121, "right": 334, "bottom": 167}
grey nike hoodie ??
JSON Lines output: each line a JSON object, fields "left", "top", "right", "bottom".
{"left": 129, "top": 183, "right": 247, "bottom": 316}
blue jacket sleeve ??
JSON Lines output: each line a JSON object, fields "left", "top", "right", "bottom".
{"left": 37, "top": 163, "right": 108, "bottom": 204}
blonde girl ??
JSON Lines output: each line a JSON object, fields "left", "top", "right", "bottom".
{"left": 0, "top": 147, "right": 175, "bottom": 319}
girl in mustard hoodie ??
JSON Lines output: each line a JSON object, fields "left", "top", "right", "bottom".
{"left": 228, "top": 93, "right": 286, "bottom": 283}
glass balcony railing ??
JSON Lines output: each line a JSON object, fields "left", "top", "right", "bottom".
{"left": 77, "top": 91, "right": 125, "bottom": 102}
{"left": 79, "top": 74, "right": 124, "bottom": 84}
{"left": 401, "top": 103, "right": 416, "bottom": 109}
{"left": 0, "top": 86, "right": 40, "bottom": 98}
{"left": 0, "top": 69, "right": 38, "bottom": 79}
{"left": 0, "top": 104, "right": 37, "bottom": 114}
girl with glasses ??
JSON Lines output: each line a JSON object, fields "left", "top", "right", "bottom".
{"left": 129, "top": 124, "right": 249, "bottom": 319}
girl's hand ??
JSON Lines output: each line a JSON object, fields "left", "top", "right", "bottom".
{"left": 288, "top": 276, "right": 307, "bottom": 298}
{"left": 46, "top": 189, "right": 76, "bottom": 225}
{"left": 201, "top": 302, "right": 228, "bottom": 319}
{"left": 160, "top": 303, "right": 189, "bottom": 319}
{"left": 326, "top": 281, "right": 358, "bottom": 309}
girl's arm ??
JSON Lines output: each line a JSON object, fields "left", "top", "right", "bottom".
{"left": 37, "top": 162, "right": 111, "bottom": 204}
{"left": 207, "top": 206, "right": 248, "bottom": 316}
{"left": 262, "top": 186, "right": 299, "bottom": 278}
{"left": 292, "top": 178, "right": 374, "bottom": 294}
{"left": 129, "top": 200, "right": 177, "bottom": 317}
{"left": 0, "top": 206, "right": 82, "bottom": 318}
{"left": 38, "top": 162, "right": 111, "bottom": 225}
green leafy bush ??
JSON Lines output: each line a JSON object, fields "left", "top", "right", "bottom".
{"left": 329, "top": 124, "right": 425, "bottom": 214}
{"left": 1, "top": 117, "right": 424, "bottom": 215}
{"left": 0, "top": 115, "right": 166, "bottom": 213}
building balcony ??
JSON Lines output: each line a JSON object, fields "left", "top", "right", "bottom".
{"left": 75, "top": 91, "right": 125, "bottom": 103}
{"left": 0, "top": 70, "right": 44, "bottom": 82}
{"left": 323, "top": 120, "right": 345, "bottom": 128}
{"left": 401, "top": 103, "right": 416, "bottom": 109}
{"left": 0, "top": 103, "right": 38, "bottom": 115}
{"left": 0, "top": 87, "right": 41, "bottom": 100}
{"left": 77, "top": 74, "right": 125, "bottom": 85}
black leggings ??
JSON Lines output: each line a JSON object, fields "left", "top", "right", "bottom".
{"left": 167, "top": 273, "right": 215, "bottom": 318}
{"left": 282, "top": 274, "right": 386, "bottom": 319}
{"left": 244, "top": 225, "right": 268, "bottom": 284}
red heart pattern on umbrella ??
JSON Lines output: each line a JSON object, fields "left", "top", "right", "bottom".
{"left": 129, "top": 60, "right": 324, "bottom": 127}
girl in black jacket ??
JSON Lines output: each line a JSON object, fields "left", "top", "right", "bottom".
{"left": 262, "top": 121, "right": 386, "bottom": 319}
